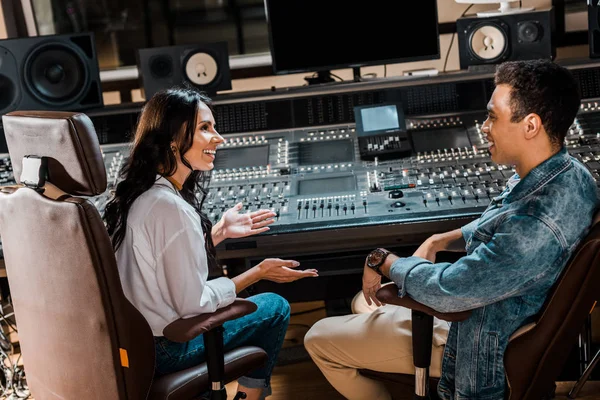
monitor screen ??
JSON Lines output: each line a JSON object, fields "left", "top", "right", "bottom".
{"left": 265, "top": 0, "right": 440, "bottom": 74}
{"left": 361, "top": 106, "right": 400, "bottom": 132}
{"left": 411, "top": 127, "right": 472, "bottom": 152}
{"left": 298, "top": 176, "right": 357, "bottom": 195}
{"left": 354, "top": 103, "right": 406, "bottom": 137}
{"left": 213, "top": 145, "right": 270, "bottom": 169}
{"left": 298, "top": 139, "right": 355, "bottom": 165}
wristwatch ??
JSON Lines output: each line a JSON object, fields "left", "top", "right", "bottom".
{"left": 366, "top": 248, "right": 391, "bottom": 276}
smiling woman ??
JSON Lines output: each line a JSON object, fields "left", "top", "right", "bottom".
{"left": 102, "top": 86, "right": 318, "bottom": 400}
{"left": 166, "top": 99, "right": 225, "bottom": 185}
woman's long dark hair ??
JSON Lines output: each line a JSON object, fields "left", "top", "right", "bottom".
{"left": 103, "top": 87, "right": 217, "bottom": 268}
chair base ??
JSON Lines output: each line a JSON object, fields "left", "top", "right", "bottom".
{"left": 149, "top": 346, "right": 267, "bottom": 400}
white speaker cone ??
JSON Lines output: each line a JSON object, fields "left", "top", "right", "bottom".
{"left": 185, "top": 52, "right": 218, "bottom": 85}
{"left": 469, "top": 24, "right": 507, "bottom": 61}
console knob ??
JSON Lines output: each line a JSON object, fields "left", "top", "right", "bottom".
{"left": 389, "top": 190, "right": 404, "bottom": 199}
{"left": 390, "top": 201, "right": 406, "bottom": 208}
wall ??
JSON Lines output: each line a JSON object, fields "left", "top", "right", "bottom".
{"left": 0, "top": 0, "right": 7, "bottom": 39}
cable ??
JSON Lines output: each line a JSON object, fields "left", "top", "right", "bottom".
{"left": 384, "top": 64, "right": 387, "bottom": 78}
{"left": 330, "top": 72, "right": 343, "bottom": 82}
{"left": 443, "top": 4, "right": 474, "bottom": 73}
{"left": 443, "top": 34, "right": 457, "bottom": 73}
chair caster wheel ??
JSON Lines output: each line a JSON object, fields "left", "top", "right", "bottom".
{"left": 233, "top": 391, "right": 247, "bottom": 400}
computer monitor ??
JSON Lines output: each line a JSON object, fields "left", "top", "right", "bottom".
{"left": 264, "top": 0, "right": 440, "bottom": 83}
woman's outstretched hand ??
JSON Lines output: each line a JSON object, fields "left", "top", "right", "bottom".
{"left": 213, "top": 202, "right": 276, "bottom": 244}
{"left": 231, "top": 258, "right": 318, "bottom": 294}
{"left": 257, "top": 258, "right": 318, "bottom": 283}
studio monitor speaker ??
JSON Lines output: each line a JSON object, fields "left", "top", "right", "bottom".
{"left": 589, "top": 0, "right": 600, "bottom": 58}
{"left": 456, "top": 9, "right": 555, "bottom": 70}
{"left": 0, "top": 33, "right": 103, "bottom": 116}
{"left": 137, "top": 42, "right": 232, "bottom": 100}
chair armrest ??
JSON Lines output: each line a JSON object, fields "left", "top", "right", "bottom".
{"left": 376, "top": 285, "right": 472, "bottom": 322}
{"left": 163, "top": 299, "right": 257, "bottom": 343}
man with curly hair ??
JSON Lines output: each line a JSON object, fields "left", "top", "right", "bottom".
{"left": 305, "top": 59, "right": 600, "bottom": 400}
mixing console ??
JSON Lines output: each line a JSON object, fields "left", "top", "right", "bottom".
{"left": 2, "top": 103, "right": 599, "bottom": 264}
{"left": 204, "top": 112, "right": 491, "bottom": 231}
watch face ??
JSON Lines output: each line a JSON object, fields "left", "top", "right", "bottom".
{"left": 368, "top": 248, "right": 388, "bottom": 267}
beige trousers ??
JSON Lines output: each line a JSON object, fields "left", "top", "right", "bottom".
{"left": 304, "top": 284, "right": 450, "bottom": 400}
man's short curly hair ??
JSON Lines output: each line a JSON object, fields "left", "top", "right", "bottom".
{"left": 494, "top": 60, "right": 581, "bottom": 147}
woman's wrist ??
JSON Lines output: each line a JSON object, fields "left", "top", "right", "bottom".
{"left": 232, "top": 266, "right": 263, "bottom": 294}
{"left": 211, "top": 219, "right": 227, "bottom": 245}
{"left": 253, "top": 263, "right": 266, "bottom": 280}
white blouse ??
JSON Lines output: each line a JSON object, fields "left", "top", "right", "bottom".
{"left": 115, "top": 176, "right": 236, "bottom": 336}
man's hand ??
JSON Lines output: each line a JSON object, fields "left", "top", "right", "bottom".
{"left": 362, "top": 261, "right": 383, "bottom": 307}
{"left": 413, "top": 235, "right": 440, "bottom": 263}
{"left": 215, "top": 202, "right": 276, "bottom": 242}
{"left": 414, "top": 229, "right": 467, "bottom": 260}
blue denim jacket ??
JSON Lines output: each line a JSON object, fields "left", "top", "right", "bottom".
{"left": 390, "top": 147, "right": 600, "bottom": 399}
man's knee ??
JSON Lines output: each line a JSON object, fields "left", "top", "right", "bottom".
{"left": 304, "top": 318, "right": 330, "bottom": 355}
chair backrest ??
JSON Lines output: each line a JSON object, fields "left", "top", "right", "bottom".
{"left": 504, "top": 212, "right": 600, "bottom": 400}
{"left": 0, "top": 111, "right": 155, "bottom": 400}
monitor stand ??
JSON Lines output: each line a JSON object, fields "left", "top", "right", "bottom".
{"left": 304, "top": 71, "right": 336, "bottom": 85}
{"left": 352, "top": 67, "right": 362, "bottom": 83}
{"left": 304, "top": 68, "right": 364, "bottom": 85}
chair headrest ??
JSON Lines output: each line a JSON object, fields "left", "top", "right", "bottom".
{"left": 2, "top": 111, "right": 107, "bottom": 196}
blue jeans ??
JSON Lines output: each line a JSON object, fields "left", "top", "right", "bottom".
{"left": 154, "top": 293, "right": 290, "bottom": 397}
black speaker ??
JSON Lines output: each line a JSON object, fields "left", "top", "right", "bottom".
{"left": 589, "top": 0, "right": 600, "bottom": 58}
{"left": 0, "top": 32, "right": 103, "bottom": 116}
{"left": 137, "top": 42, "right": 232, "bottom": 100}
{"left": 457, "top": 9, "right": 555, "bottom": 70}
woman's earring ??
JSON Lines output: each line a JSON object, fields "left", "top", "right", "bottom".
{"left": 171, "top": 145, "right": 177, "bottom": 153}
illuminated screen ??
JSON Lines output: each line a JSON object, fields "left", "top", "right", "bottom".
{"left": 361, "top": 106, "right": 400, "bottom": 132}
{"left": 298, "top": 140, "right": 354, "bottom": 165}
{"left": 213, "top": 145, "right": 269, "bottom": 169}
{"left": 354, "top": 103, "right": 406, "bottom": 137}
{"left": 298, "top": 176, "right": 357, "bottom": 195}
{"left": 411, "top": 128, "right": 471, "bottom": 152}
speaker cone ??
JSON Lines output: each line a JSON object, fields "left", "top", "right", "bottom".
{"left": 184, "top": 52, "right": 218, "bottom": 86}
{"left": 469, "top": 23, "right": 508, "bottom": 61}
{"left": 518, "top": 21, "right": 541, "bottom": 43}
{"left": 150, "top": 55, "right": 173, "bottom": 78}
{"left": 24, "top": 43, "right": 88, "bottom": 105}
